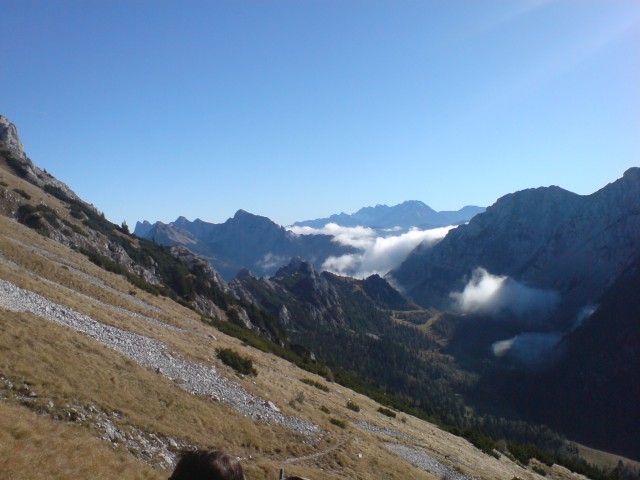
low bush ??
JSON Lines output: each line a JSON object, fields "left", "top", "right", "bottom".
{"left": 532, "top": 466, "right": 547, "bottom": 476}
{"left": 377, "top": 407, "right": 396, "bottom": 418}
{"left": 329, "top": 418, "right": 347, "bottom": 429}
{"left": 216, "top": 348, "right": 257, "bottom": 376}
{"left": 5, "top": 156, "right": 28, "bottom": 178}
{"left": 300, "top": 378, "right": 329, "bottom": 392}
{"left": 13, "top": 188, "right": 31, "bottom": 199}
{"left": 16, "top": 204, "right": 61, "bottom": 234}
{"left": 346, "top": 401, "right": 360, "bottom": 412}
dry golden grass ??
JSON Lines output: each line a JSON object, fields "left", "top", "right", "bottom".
{"left": 0, "top": 182, "right": 613, "bottom": 480}
{"left": 0, "top": 402, "right": 161, "bottom": 480}
{"left": 576, "top": 443, "right": 640, "bottom": 471}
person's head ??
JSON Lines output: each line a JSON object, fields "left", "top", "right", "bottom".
{"left": 170, "top": 449, "right": 246, "bottom": 480}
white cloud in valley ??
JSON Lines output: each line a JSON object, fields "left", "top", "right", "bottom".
{"left": 450, "top": 267, "right": 560, "bottom": 316}
{"left": 290, "top": 223, "right": 455, "bottom": 278}
{"left": 490, "top": 304, "right": 598, "bottom": 367}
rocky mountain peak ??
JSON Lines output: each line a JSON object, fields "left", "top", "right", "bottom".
{"left": 0, "top": 115, "right": 82, "bottom": 204}
{"left": 0, "top": 115, "right": 26, "bottom": 158}
{"left": 274, "top": 257, "right": 317, "bottom": 278}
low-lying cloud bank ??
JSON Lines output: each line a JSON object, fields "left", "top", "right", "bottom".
{"left": 290, "top": 223, "right": 454, "bottom": 278}
{"left": 450, "top": 267, "right": 560, "bottom": 317}
{"left": 491, "top": 304, "right": 598, "bottom": 367}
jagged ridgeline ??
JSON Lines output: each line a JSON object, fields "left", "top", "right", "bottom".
{"left": 1, "top": 115, "right": 638, "bottom": 480}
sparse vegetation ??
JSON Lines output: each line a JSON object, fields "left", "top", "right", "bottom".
{"left": 15, "top": 204, "right": 62, "bottom": 233}
{"left": 5, "top": 155, "right": 29, "bottom": 178}
{"left": 13, "top": 188, "right": 31, "bottom": 199}
{"left": 216, "top": 348, "right": 257, "bottom": 376}
{"left": 329, "top": 418, "right": 347, "bottom": 429}
{"left": 532, "top": 465, "right": 547, "bottom": 476}
{"left": 346, "top": 401, "right": 360, "bottom": 412}
{"left": 377, "top": 407, "right": 396, "bottom": 418}
{"left": 300, "top": 378, "right": 330, "bottom": 392}
{"left": 319, "top": 405, "right": 330, "bottom": 414}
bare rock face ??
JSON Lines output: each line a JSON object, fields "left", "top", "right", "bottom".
{"left": 0, "top": 115, "right": 26, "bottom": 158}
{"left": 0, "top": 114, "right": 81, "bottom": 203}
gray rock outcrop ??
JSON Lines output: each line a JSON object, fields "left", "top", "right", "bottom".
{"left": 0, "top": 114, "right": 26, "bottom": 158}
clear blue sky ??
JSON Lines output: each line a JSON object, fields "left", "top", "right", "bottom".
{"left": 2, "top": 1, "right": 638, "bottom": 227}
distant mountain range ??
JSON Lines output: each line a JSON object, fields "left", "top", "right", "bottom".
{"left": 293, "top": 201, "right": 485, "bottom": 230}
{"left": 135, "top": 202, "right": 485, "bottom": 280}
{"left": 135, "top": 211, "right": 358, "bottom": 280}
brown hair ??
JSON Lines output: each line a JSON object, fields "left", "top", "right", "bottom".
{"left": 170, "top": 450, "right": 246, "bottom": 480}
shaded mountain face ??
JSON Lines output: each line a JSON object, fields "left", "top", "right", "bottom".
{"left": 386, "top": 169, "right": 640, "bottom": 459}
{"left": 390, "top": 169, "right": 640, "bottom": 324}
{"left": 230, "top": 258, "right": 395, "bottom": 335}
{"left": 135, "top": 211, "right": 357, "bottom": 280}
{"left": 293, "top": 200, "right": 485, "bottom": 230}
{"left": 474, "top": 254, "right": 640, "bottom": 460}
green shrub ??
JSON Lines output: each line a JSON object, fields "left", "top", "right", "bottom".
{"left": 13, "top": 188, "right": 31, "bottom": 199}
{"left": 5, "top": 156, "right": 28, "bottom": 178}
{"left": 16, "top": 204, "right": 52, "bottom": 234}
{"left": 44, "top": 184, "right": 72, "bottom": 203}
{"left": 346, "top": 401, "right": 360, "bottom": 412}
{"left": 300, "top": 378, "right": 330, "bottom": 392}
{"left": 377, "top": 407, "right": 396, "bottom": 418}
{"left": 532, "top": 465, "right": 547, "bottom": 476}
{"left": 61, "top": 219, "right": 86, "bottom": 236}
{"left": 216, "top": 348, "right": 257, "bottom": 376}
{"left": 16, "top": 203, "right": 61, "bottom": 230}
{"left": 319, "top": 406, "right": 330, "bottom": 414}
{"left": 329, "top": 418, "right": 347, "bottom": 429}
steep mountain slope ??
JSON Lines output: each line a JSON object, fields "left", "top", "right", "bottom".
{"left": 391, "top": 170, "right": 640, "bottom": 321}
{"left": 389, "top": 168, "right": 640, "bottom": 461}
{"left": 293, "top": 200, "right": 485, "bottom": 230}
{"left": 135, "top": 212, "right": 357, "bottom": 280}
{"left": 2, "top": 115, "right": 636, "bottom": 478}
{"left": 485, "top": 255, "right": 640, "bottom": 459}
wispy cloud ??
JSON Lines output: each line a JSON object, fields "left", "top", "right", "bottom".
{"left": 257, "top": 252, "right": 288, "bottom": 271}
{"left": 491, "top": 303, "right": 598, "bottom": 367}
{"left": 450, "top": 267, "right": 559, "bottom": 316}
{"left": 492, "top": 332, "right": 563, "bottom": 367}
{"left": 291, "top": 223, "right": 455, "bottom": 278}
{"left": 290, "top": 223, "right": 377, "bottom": 249}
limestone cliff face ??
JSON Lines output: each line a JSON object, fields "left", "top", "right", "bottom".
{"left": 390, "top": 168, "right": 640, "bottom": 319}
{"left": 0, "top": 115, "right": 26, "bottom": 158}
{"left": 0, "top": 115, "right": 81, "bottom": 203}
